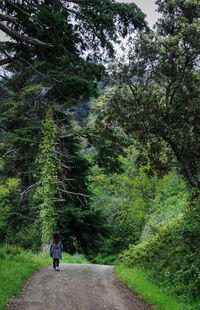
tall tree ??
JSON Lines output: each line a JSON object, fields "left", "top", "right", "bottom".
{"left": 103, "top": 0, "right": 200, "bottom": 188}
{"left": 33, "top": 105, "right": 61, "bottom": 245}
{"left": 0, "top": 0, "right": 147, "bottom": 251}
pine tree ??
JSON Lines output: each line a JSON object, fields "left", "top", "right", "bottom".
{"left": 0, "top": 0, "right": 147, "bottom": 252}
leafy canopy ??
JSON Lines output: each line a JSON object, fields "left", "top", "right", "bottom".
{"left": 104, "top": 0, "right": 200, "bottom": 188}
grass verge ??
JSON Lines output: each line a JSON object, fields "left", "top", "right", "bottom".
{"left": 0, "top": 252, "right": 51, "bottom": 310}
{"left": 62, "top": 252, "right": 89, "bottom": 264}
{"left": 115, "top": 265, "right": 188, "bottom": 310}
{"left": 0, "top": 249, "right": 89, "bottom": 310}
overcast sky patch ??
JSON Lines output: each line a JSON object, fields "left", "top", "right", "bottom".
{"left": 117, "top": 0, "right": 160, "bottom": 28}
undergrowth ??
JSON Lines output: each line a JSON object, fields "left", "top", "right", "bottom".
{"left": 119, "top": 202, "right": 200, "bottom": 308}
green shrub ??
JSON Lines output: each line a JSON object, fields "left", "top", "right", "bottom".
{"left": 120, "top": 215, "right": 200, "bottom": 304}
{"left": 121, "top": 221, "right": 180, "bottom": 267}
{"left": 0, "top": 249, "right": 6, "bottom": 259}
{"left": 3, "top": 245, "right": 24, "bottom": 256}
{"left": 91, "top": 253, "right": 119, "bottom": 265}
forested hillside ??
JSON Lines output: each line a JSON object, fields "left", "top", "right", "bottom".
{"left": 0, "top": 0, "right": 200, "bottom": 308}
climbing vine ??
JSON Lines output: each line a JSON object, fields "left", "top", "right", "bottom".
{"left": 34, "top": 105, "right": 61, "bottom": 244}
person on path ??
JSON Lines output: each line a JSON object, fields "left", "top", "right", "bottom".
{"left": 50, "top": 232, "right": 63, "bottom": 271}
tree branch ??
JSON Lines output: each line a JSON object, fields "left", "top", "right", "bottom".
{"left": 58, "top": 187, "right": 89, "bottom": 197}
{"left": 17, "top": 183, "right": 38, "bottom": 209}
{"left": 0, "top": 124, "right": 40, "bottom": 139}
{"left": 59, "top": 133, "right": 76, "bottom": 139}
{"left": 163, "top": 135, "right": 200, "bottom": 189}
{"left": 0, "top": 74, "right": 11, "bottom": 81}
{"left": 54, "top": 199, "right": 66, "bottom": 203}
{"left": 16, "top": 55, "right": 60, "bottom": 82}
{"left": 67, "top": 0, "right": 93, "bottom": 2}
{"left": 0, "top": 21, "right": 53, "bottom": 48}
{"left": 0, "top": 13, "right": 18, "bottom": 24}
{"left": 0, "top": 114, "right": 30, "bottom": 121}
{"left": 0, "top": 56, "right": 16, "bottom": 66}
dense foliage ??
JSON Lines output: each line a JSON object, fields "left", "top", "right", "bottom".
{"left": 86, "top": 0, "right": 200, "bottom": 306}
{"left": 0, "top": 0, "right": 146, "bottom": 251}
{"left": 0, "top": 0, "right": 200, "bottom": 307}
{"left": 103, "top": 0, "right": 200, "bottom": 187}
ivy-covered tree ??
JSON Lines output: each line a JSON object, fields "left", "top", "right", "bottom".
{"left": 33, "top": 105, "right": 61, "bottom": 245}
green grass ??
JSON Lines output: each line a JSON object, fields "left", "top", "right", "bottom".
{"left": 0, "top": 250, "right": 89, "bottom": 310}
{"left": 62, "top": 252, "right": 89, "bottom": 264}
{"left": 0, "top": 252, "right": 51, "bottom": 310}
{"left": 115, "top": 265, "right": 187, "bottom": 310}
{"left": 4, "top": 249, "right": 197, "bottom": 310}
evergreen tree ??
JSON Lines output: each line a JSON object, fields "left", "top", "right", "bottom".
{"left": 0, "top": 0, "right": 147, "bottom": 251}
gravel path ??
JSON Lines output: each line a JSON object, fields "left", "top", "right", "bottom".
{"left": 8, "top": 263, "right": 153, "bottom": 310}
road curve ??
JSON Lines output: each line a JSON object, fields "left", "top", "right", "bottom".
{"left": 8, "top": 263, "right": 153, "bottom": 310}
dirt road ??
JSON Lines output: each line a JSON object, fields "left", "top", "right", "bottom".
{"left": 9, "top": 263, "right": 153, "bottom": 310}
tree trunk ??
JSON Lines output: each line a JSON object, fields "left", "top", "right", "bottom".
{"left": 42, "top": 243, "right": 50, "bottom": 253}
{"left": 164, "top": 137, "right": 200, "bottom": 189}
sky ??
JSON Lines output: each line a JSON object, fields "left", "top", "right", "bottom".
{"left": 117, "top": 0, "right": 160, "bottom": 28}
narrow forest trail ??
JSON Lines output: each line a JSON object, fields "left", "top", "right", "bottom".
{"left": 8, "top": 263, "right": 153, "bottom": 310}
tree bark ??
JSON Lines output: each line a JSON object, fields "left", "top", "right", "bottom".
{"left": 0, "top": 57, "right": 15, "bottom": 66}
{"left": 163, "top": 136, "right": 200, "bottom": 189}
{"left": 0, "top": 22, "right": 53, "bottom": 48}
{"left": 0, "top": 13, "right": 18, "bottom": 24}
